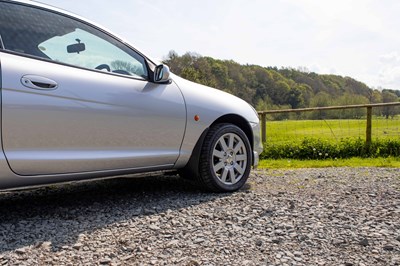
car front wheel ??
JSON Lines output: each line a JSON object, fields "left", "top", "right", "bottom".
{"left": 198, "top": 123, "right": 252, "bottom": 192}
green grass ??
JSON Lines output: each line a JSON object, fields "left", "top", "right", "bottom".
{"left": 266, "top": 117, "right": 400, "bottom": 143}
{"left": 261, "top": 137, "right": 400, "bottom": 159}
{"left": 260, "top": 117, "right": 400, "bottom": 161}
{"left": 258, "top": 157, "right": 400, "bottom": 169}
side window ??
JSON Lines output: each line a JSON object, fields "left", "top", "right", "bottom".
{"left": 0, "top": 2, "right": 148, "bottom": 79}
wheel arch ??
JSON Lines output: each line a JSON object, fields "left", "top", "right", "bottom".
{"left": 211, "top": 114, "right": 254, "bottom": 152}
{"left": 180, "top": 114, "right": 254, "bottom": 177}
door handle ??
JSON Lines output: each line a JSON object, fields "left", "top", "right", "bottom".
{"left": 21, "top": 75, "right": 58, "bottom": 90}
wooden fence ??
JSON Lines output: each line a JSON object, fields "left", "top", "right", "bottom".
{"left": 258, "top": 102, "right": 400, "bottom": 145}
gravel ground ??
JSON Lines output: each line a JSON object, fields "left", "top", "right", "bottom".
{"left": 0, "top": 167, "right": 399, "bottom": 266}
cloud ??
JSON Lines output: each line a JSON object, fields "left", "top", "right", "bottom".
{"left": 378, "top": 66, "right": 400, "bottom": 89}
{"left": 376, "top": 51, "right": 400, "bottom": 89}
{"left": 288, "top": 0, "right": 381, "bottom": 30}
{"left": 380, "top": 52, "right": 400, "bottom": 65}
{"left": 309, "top": 63, "right": 337, "bottom": 75}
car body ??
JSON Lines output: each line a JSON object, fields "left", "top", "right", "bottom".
{"left": 0, "top": 0, "right": 263, "bottom": 192}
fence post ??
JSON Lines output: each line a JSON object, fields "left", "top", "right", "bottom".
{"left": 366, "top": 106, "right": 372, "bottom": 146}
{"left": 261, "top": 113, "right": 266, "bottom": 143}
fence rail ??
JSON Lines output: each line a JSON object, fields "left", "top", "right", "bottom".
{"left": 258, "top": 102, "right": 400, "bottom": 145}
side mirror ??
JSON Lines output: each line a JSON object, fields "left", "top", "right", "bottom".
{"left": 154, "top": 64, "right": 171, "bottom": 83}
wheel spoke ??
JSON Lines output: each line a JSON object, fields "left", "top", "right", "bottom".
{"left": 218, "top": 138, "right": 229, "bottom": 152}
{"left": 213, "top": 162, "right": 225, "bottom": 172}
{"left": 229, "top": 168, "right": 236, "bottom": 183}
{"left": 213, "top": 150, "right": 225, "bottom": 159}
{"left": 234, "top": 164, "right": 245, "bottom": 175}
{"left": 233, "top": 140, "right": 244, "bottom": 154}
{"left": 221, "top": 168, "right": 228, "bottom": 183}
{"left": 236, "top": 154, "right": 247, "bottom": 161}
{"left": 228, "top": 134, "right": 235, "bottom": 149}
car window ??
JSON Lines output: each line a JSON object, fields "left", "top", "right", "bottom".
{"left": 0, "top": 2, "right": 148, "bottom": 79}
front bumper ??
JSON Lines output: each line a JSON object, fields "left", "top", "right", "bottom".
{"left": 253, "top": 151, "right": 260, "bottom": 167}
{"left": 250, "top": 122, "right": 263, "bottom": 167}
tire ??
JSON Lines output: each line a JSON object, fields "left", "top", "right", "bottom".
{"left": 198, "top": 123, "right": 252, "bottom": 192}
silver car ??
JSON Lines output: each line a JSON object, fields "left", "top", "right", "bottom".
{"left": 0, "top": 0, "right": 263, "bottom": 192}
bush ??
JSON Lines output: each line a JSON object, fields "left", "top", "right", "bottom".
{"left": 260, "top": 138, "right": 400, "bottom": 160}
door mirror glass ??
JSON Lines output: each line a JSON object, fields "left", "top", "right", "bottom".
{"left": 154, "top": 64, "right": 171, "bottom": 83}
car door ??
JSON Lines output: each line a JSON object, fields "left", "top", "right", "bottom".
{"left": 0, "top": 2, "right": 186, "bottom": 176}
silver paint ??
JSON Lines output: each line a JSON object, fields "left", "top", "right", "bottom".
{"left": 2, "top": 53, "right": 186, "bottom": 176}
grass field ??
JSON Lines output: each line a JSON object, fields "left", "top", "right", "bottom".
{"left": 266, "top": 117, "right": 400, "bottom": 144}
{"left": 258, "top": 157, "right": 400, "bottom": 169}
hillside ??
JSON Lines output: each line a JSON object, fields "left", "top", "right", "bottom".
{"left": 164, "top": 51, "right": 400, "bottom": 112}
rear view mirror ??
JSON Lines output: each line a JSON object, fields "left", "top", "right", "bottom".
{"left": 67, "top": 39, "right": 85, "bottom": 54}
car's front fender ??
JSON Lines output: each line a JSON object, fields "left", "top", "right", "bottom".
{"left": 172, "top": 75, "right": 260, "bottom": 168}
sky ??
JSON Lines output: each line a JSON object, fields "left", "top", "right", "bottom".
{"left": 37, "top": 0, "right": 400, "bottom": 91}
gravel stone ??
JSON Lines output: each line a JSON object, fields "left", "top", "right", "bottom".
{"left": 0, "top": 168, "right": 399, "bottom": 265}
{"left": 15, "top": 248, "right": 26, "bottom": 255}
{"left": 359, "top": 238, "right": 369, "bottom": 247}
{"left": 99, "top": 258, "right": 111, "bottom": 264}
{"left": 255, "top": 239, "right": 263, "bottom": 247}
{"left": 383, "top": 245, "right": 394, "bottom": 251}
{"left": 72, "top": 243, "right": 83, "bottom": 250}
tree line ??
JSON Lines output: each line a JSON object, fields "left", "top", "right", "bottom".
{"left": 164, "top": 51, "right": 400, "bottom": 119}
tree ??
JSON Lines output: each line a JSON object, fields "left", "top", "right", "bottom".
{"left": 333, "top": 93, "right": 369, "bottom": 119}
{"left": 382, "top": 91, "right": 400, "bottom": 119}
{"left": 273, "top": 80, "right": 291, "bottom": 105}
{"left": 287, "top": 87, "right": 304, "bottom": 109}
{"left": 309, "top": 92, "right": 331, "bottom": 119}
{"left": 370, "top": 90, "right": 382, "bottom": 103}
